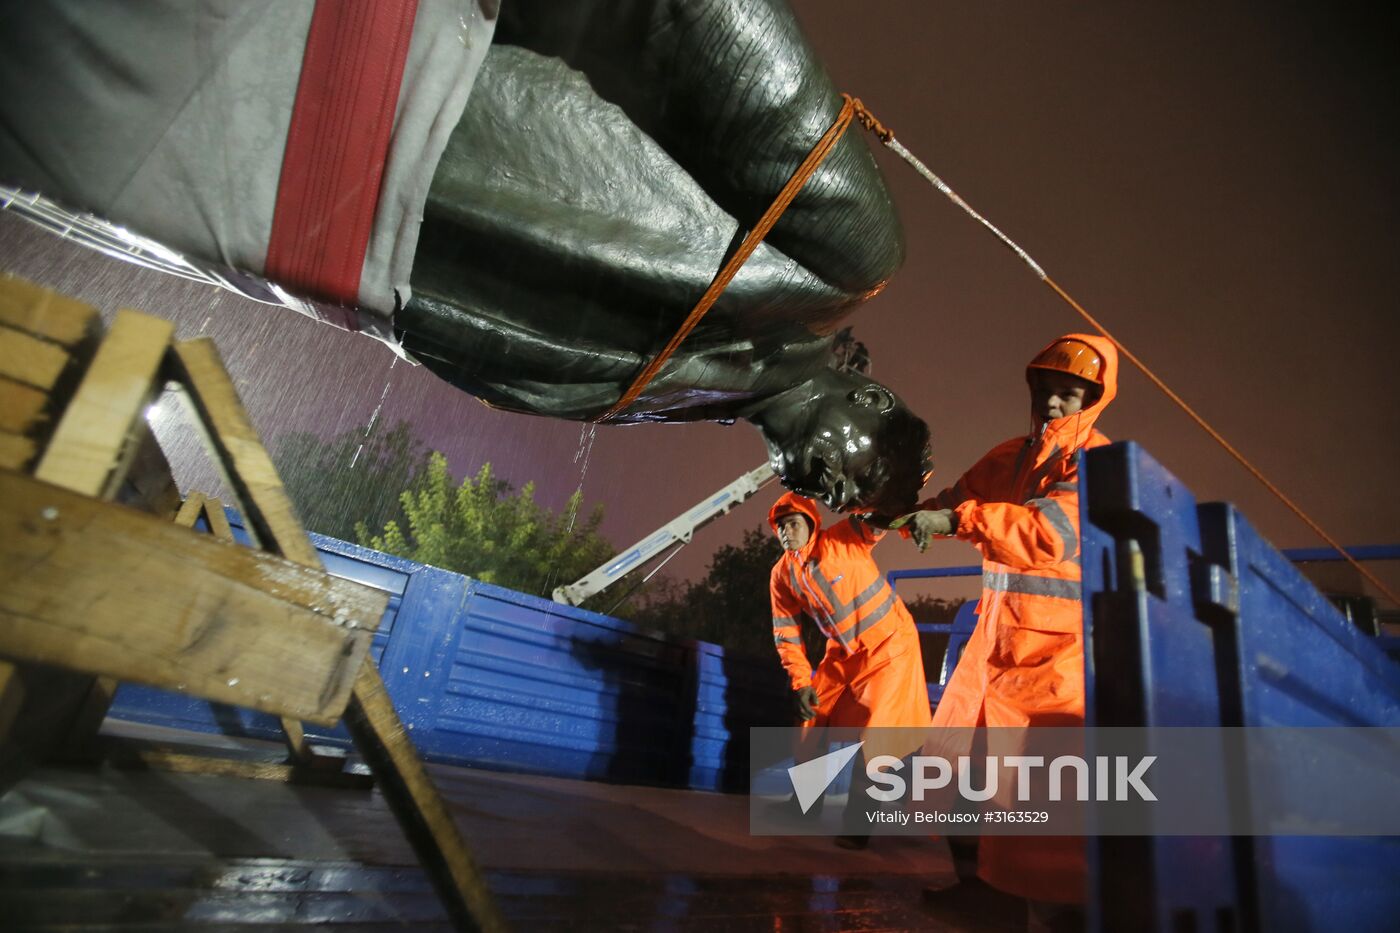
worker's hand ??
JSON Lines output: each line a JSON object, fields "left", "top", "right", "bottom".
{"left": 906, "top": 509, "right": 958, "bottom": 552}
{"left": 793, "top": 686, "right": 820, "bottom": 723}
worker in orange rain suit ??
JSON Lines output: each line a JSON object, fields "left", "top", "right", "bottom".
{"left": 768, "top": 491, "right": 933, "bottom": 844}
{"left": 906, "top": 333, "right": 1117, "bottom": 922}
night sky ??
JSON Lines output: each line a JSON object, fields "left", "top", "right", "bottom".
{"left": 3, "top": 1, "right": 1396, "bottom": 606}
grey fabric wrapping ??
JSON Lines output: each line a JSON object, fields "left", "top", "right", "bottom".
{"left": 0, "top": 0, "right": 496, "bottom": 327}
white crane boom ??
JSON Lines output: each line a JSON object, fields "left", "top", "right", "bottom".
{"left": 552, "top": 463, "right": 778, "bottom": 606}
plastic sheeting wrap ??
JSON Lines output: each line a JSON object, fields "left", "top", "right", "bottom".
{"left": 0, "top": 185, "right": 402, "bottom": 349}
{"left": 0, "top": 0, "right": 496, "bottom": 323}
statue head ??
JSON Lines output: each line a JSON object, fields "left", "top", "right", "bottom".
{"left": 757, "top": 369, "right": 931, "bottom": 517}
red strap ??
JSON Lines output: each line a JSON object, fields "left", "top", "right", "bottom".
{"left": 265, "top": 0, "right": 419, "bottom": 304}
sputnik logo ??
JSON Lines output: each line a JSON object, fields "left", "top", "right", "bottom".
{"left": 787, "top": 741, "right": 864, "bottom": 814}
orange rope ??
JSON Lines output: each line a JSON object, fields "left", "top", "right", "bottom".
{"left": 853, "top": 101, "right": 1400, "bottom": 607}
{"left": 598, "top": 95, "right": 860, "bottom": 422}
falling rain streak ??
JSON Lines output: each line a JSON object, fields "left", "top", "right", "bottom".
{"left": 351, "top": 375, "right": 396, "bottom": 470}
{"left": 568, "top": 422, "right": 599, "bottom": 535}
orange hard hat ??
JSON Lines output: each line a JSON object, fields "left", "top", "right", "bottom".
{"left": 1026, "top": 338, "right": 1104, "bottom": 385}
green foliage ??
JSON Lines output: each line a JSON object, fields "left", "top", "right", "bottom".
{"left": 903, "top": 594, "right": 967, "bottom": 625}
{"left": 902, "top": 593, "right": 969, "bottom": 677}
{"left": 274, "top": 419, "right": 430, "bottom": 543}
{"left": 361, "top": 452, "right": 616, "bottom": 603}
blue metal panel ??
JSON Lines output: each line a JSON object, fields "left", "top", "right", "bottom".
{"left": 1202, "top": 501, "right": 1400, "bottom": 932}
{"left": 1080, "top": 441, "right": 1400, "bottom": 932}
{"left": 687, "top": 642, "right": 789, "bottom": 791}
{"left": 108, "top": 513, "right": 792, "bottom": 791}
{"left": 888, "top": 565, "right": 981, "bottom": 583}
{"left": 425, "top": 582, "right": 709, "bottom": 787}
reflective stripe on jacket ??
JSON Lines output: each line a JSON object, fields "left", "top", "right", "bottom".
{"left": 767, "top": 492, "right": 913, "bottom": 691}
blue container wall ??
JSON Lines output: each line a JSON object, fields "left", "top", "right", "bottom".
{"left": 109, "top": 516, "right": 790, "bottom": 792}
{"left": 1080, "top": 441, "right": 1400, "bottom": 933}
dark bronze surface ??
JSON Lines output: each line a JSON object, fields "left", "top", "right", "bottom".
{"left": 402, "top": 0, "right": 925, "bottom": 514}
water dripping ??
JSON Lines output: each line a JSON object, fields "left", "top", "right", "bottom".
{"left": 566, "top": 423, "right": 599, "bottom": 535}
{"left": 350, "top": 377, "right": 396, "bottom": 470}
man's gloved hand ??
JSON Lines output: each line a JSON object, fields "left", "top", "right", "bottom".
{"left": 793, "top": 685, "right": 820, "bottom": 722}
{"left": 895, "top": 509, "right": 958, "bottom": 552}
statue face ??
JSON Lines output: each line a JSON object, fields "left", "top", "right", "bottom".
{"left": 765, "top": 380, "right": 929, "bottom": 517}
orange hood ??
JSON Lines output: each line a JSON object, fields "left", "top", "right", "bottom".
{"left": 769, "top": 491, "right": 822, "bottom": 557}
{"left": 1027, "top": 332, "right": 1118, "bottom": 454}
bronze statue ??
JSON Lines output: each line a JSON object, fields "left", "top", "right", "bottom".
{"left": 0, "top": 0, "right": 929, "bottom": 515}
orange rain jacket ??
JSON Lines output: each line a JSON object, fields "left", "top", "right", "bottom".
{"left": 924, "top": 332, "right": 1118, "bottom": 903}
{"left": 768, "top": 493, "right": 932, "bottom": 732}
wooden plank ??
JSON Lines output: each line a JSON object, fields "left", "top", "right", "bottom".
{"left": 199, "top": 495, "right": 327, "bottom": 769}
{"left": 0, "top": 325, "right": 70, "bottom": 391}
{"left": 0, "top": 431, "right": 36, "bottom": 471}
{"left": 173, "top": 492, "right": 207, "bottom": 528}
{"left": 343, "top": 664, "right": 508, "bottom": 933}
{"left": 0, "top": 661, "right": 23, "bottom": 742}
{"left": 167, "top": 339, "right": 320, "bottom": 566}
{"left": 202, "top": 496, "right": 234, "bottom": 542}
{"left": 105, "top": 742, "right": 375, "bottom": 790}
{"left": 0, "top": 663, "right": 95, "bottom": 792}
{"left": 170, "top": 339, "right": 500, "bottom": 927}
{"left": 0, "top": 471, "right": 386, "bottom": 726}
{"left": 0, "top": 273, "right": 100, "bottom": 347}
{"left": 34, "top": 310, "right": 174, "bottom": 498}
{"left": 0, "top": 378, "right": 49, "bottom": 435}
{"left": 57, "top": 676, "right": 118, "bottom": 762}
{"left": 115, "top": 423, "right": 181, "bottom": 518}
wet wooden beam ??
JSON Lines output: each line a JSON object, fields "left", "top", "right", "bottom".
{"left": 0, "top": 273, "right": 101, "bottom": 347}
{"left": 166, "top": 336, "right": 505, "bottom": 930}
{"left": 33, "top": 309, "right": 173, "bottom": 499}
{"left": 0, "top": 325, "right": 69, "bottom": 391}
{"left": 166, "top": 339, "right": 320, "bottom": 566}
{"left": 0, "top": 662, "right": 94, "bottom": 791}
{"left": 197, "top": 494, "right": 332, "bottom": 769}
{"left": 115, "top": 422, "right": 182, "bottom": 518}
{"left": 202, "top": 495, "right": 235, "bottom": 542}
{"left": 344, "top": 664, "right": 509, "bottom": 933}
{"left": 0, "top": 470, "right": 385, "bottom": 726}
{"left": 0, "top": 378, "right": 49, "bottom": 435}
{"left": 106, "top": 740, "right": 374, "bottom": 790}
{"left": 0, "top": 661, "right": 22, "bottom": 741}
{"left": 0, "top": 431, "right": 35, "bottom": 471}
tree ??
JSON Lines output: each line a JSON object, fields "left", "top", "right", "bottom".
{"left": 274, "top": 419, "right": 430, "bottom": 543}
{"left": 627, "top": 526, "right": 816, "bottom": 660}
{"left": 361, "top": 453, "right": 617, "bottom": 605}
{"left": 901, "top": 593, "right": 969, "bottom": 681}
{"left": 628, "top": 527, "right": 969, "bottom": 666}
{"left": 903, "top": 594, "right": 967, "bottom": 625}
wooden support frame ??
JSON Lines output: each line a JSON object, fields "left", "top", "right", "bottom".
{"left": 165, "top": 337, "right": 507, "bottom": 931}
{"left": 0, "top": 276, "right": 504, "bottom": 932}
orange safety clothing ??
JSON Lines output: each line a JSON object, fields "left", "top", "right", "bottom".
{"left": 925, "top": 332, "right": 1118, "bottom": 903}
{"left": 768, "top": 493, "right": 932, "bottom": 733}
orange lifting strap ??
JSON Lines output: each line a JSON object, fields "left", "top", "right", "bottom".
{"left": 598, "top": 94, "right": 882, "bottom": 422}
